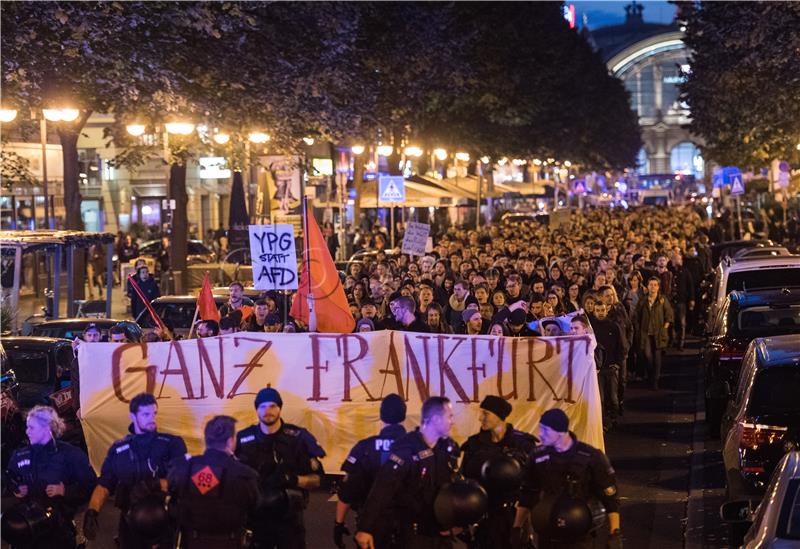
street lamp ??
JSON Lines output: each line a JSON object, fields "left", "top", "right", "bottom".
{"left": 165, "top": 122, "right": 196, "bottom": 136}
{"left": 302, "top": 136, "right": 315, "bottom": 146}
{"left": 248, "top": 132, "right": 270, "bottom": 144}
{"left": 125, "top": 124, "right": 146, "bottom": 137}
{"left": 455, "top": 152, "right": 470, "bottom": 162}
{"left": 0, "top": 108, "right": 18, "bottom": 123}
{"left": 39, "top": 104, "right": 80, "bottom": 229}
{"left": 351, "top": 145, "right": 365, "bottom": 155}
{"left": 377, "top": 145, "right": 394, "bottom": 157}
{"left": 213, "top": 132, "right": 230, "bottom": 145}
{"left": 404, "top": 146, "right": 423, "bottom": 158}
{"left": 42, "top": 108, "right": 79, "bottom": 123}
{"left": 434, "top": 148, "right": 448, "bottom": 161}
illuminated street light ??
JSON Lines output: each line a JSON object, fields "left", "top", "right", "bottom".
{"left": 564, "top": 160, "right": 572, "bottom": 167}
{"left": 497, "top": 157, "right": 508, "bottom": 166}
{"left": 248, "top": 132, "right": 270, "bottom": 143}
{"left": 165, "top": 122, "right": 196, "bottom": 135}
{"left": 404, "top": 146, "right": 423, "bottom": 157}
{"left": 351, "top": 145, "right": 365, "bottom": 155}
{"left": 126, "top": 124, "right": 146, "bottom": 137}
{"left": 302, "top": 136, "right": 315, "bottom": 146}
{"left": 533, "top": 159, "right": 542, "bottom": 166}
{"left": 213, "top": 132, "right": 230, "bottom": 145}
{"left": 512, "top": 159, "right": 526, "bottom": 166}
{"left": 480, "top": 156, "right": 490, "bottom": 164}
{"left": 455, "top": 152, "right": 470, "bottom": 162}
{"left": 377, "top": 145, "right": 394, "bottom": 157}
{"left": 0, "top": 109, "right": 18, "bottom": 123}
{"left": 434, "top": 148, "right": 448, "bottom": 161}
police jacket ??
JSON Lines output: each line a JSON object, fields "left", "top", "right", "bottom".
{"left": 167, "top": 448, "right": 259, "bottom": 536}
{"left": 358, "top": 429, "right": 459, "bottom": 537}
{"left": 518, "top": 433, "right": 618, "bottom": 514}
{"left": 338, "top": 423, "right": 406, "bottom": 511}
{"left": 98, "top": 426, "right": 187, "bottom": 510}
{"left": 7, "top": 439, "right": 97, "bottom": 518}
{"left": 234, "top": 420, "right": 325, "bottom": 498}
{"left": 460, "top": 424, "right": 537, "bottom": 506}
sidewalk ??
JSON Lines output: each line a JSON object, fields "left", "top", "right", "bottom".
{"left": 14, "top": 284, "right": 133, "bottom": 327}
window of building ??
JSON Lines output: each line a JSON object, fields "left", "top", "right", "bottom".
{"left": 670, "top": 142, "right": 703, "bottom": 178}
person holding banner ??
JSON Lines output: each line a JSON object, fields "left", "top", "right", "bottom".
{"left": 355, "top": 396, "right": 460, "bottom": 549}
{"left": 334, "top": 394, "right": 408, "bottom": 549}
{"left": 460, "top": 396, "right": 538, "bottom": 549}
{"left": 83, "top": 393, "right": 187, "bottom": 548}
{"left": 235, "top": 388, "right": 326, "bottom": 549}
{"left": 127, "top": 265, "right": 160, "bottom": 320}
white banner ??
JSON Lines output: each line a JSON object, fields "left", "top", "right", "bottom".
{"left": 79, "top": 330, "right": 602, "bottom": 474}
{"left": 248, "top": 224, "right": 298, "bottom": 290}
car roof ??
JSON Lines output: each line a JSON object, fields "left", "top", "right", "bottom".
{"left": 724, "top": 256, "right": 800, "bottom": 273}
{"left": 33, "top": 318, "right": 123, "bottom": 327}
{"left": 152, "top": 295, "right": 223, "bottom": 303}
{"left": 732, "top": 246, "right": 790, "bottom": 259}
{"left": 754, "top": 335, "right": 800, "bottom": 368}
{"left": 777, "top": 451, "right": 800, "bottom": 480}
{"left": 728, "top": 287, "right": 800, "bottom": 307}
{"left": 712, "top": 239, "right": 775, "bottom": 249}
{"left": 1, "top": 336, "right": 72, "bottom": 349}
{"left": 141, "top": 239, "right": 204, "bottom": 247}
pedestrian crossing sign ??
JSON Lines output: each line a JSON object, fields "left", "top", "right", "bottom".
{"left": 573, "top": 180, "right": 587, "bottom": 194}
{"left": 379, "top": 176, "right": 406, "bottom": 203}
{"left": 730, "top": 176, "right": 745, "bottom": 195}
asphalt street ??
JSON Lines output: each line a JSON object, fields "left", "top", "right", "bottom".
{"left": 2, "top": 337, "right": 733, "bottom": 549}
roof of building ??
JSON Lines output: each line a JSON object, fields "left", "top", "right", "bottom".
{"left": 587, "top": 1, "right": 680, "bottom": 62}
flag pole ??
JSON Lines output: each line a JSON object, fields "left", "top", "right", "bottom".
{"left": 187, "top": 304, "right": 200, "bottom": 339}
{"left": 302, "top": 195, "right": 316, "bottom": 332}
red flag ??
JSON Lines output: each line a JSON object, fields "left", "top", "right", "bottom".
{"left": 290, "top": 201, "right": 355, "bottom": 333}
{"left": 198, "top": 272, "right": 221, "bottom": 322}
{"left": 127, "top": 275, "right": 166, "bottom": 331}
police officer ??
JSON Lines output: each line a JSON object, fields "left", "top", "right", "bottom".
{"left": 168, "top": 415, "right": 259, "bottom": 548}
{"left": 334, "top": 393, "right": 407, "bottom": 549}
{"left": 355, "top": 396, "right": 460, "bottom": 549}
{"left": 83, "top": 393, "right": 188, "bottom": 548}
{"left": 511, "top": 409, "right": 622, "bottom": 549}
{"left": 460, "top": 396, "right": 537, "bottom": 549}
{"left": 5, "top": 405, "right": 96, "bottom": 549}
{"left": 235, "top": 388, "right": 326, "bottom": 549}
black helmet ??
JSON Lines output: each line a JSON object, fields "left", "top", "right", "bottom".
{"left": 480, "top": 455, "right": 523, "bottom": 493}
{"left": 434, "top": 480, "right": 488, "bottom": 529}
{"left": 127, "top": 495, "right": 170, "bottom": 542}
{"left": 531, "top": 493, "right": 593, "bottom": 543}
{"left": 0, "top": 501, "right": 56, "bottom": 546}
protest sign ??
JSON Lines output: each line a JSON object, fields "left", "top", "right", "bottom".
{"left": 248, "top": 224, "right": 298, "bottom": 290}
{"left": 80, "top": 328, "right": 601, "bottom": 474}
{"left": 401, "top": 222, "right": 431, "bottom": 256}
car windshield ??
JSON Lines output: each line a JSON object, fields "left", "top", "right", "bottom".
{"left": 726, "top": 268, "right": 800, "bottom": 294}
{"left": 735, "top": 305, "right": 800, "bottom": 336}
{"left": 748, "top": 366, "right": 800, "bottom": 416}
{"left": 139, "top": 303, "right": 198, "bottom": 329}
{"left": 5, "top": 350, "right": 50, "bottom": 383}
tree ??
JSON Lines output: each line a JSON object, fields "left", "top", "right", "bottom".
{"left": 680, "top": 2, "right": 800, "bottom": 168}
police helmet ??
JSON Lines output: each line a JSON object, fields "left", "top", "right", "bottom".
{"left": 0, "top": 501, "right": 56, "bottom": 545}
{"left": 480, "top": 455, "right": 523, "bottom": 493}
{"left": 433, "top": 479, "right": 488, "bottom": 529}
{"left": 113, "top": 321, "right": 144, "bottom": 343}
{"left": 531, "top": 494, "right": 592, "bottom": 543}
{"left": 127, "top": 495, "right": 170, "bottom": 541}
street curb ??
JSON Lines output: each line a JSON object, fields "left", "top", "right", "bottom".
{"left": 685, "top": 353, "right": 706, "bottom": 549}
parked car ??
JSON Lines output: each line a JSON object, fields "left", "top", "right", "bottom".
{"left": 210, "top": 286, "right": 264, "bottom": 302}
{"left": 135, "top": 295, "right": 226, "bottom": 338}
{"left": 499, "top": 212, "right": 550, "bottom": 225}
{"left": 721, "top": 334, "right": 800, "bottom": 501}
{"left": 0, "top": 337, "right": 83, "bottom": 463}
{"left": 705, "top": 288, "right": 800, "bottom": 436}
{"left": 732, "top": 247, "right": 791, "bottom": 260}
{"left": 30, "top": 317, "right": 125, "bottom": 341}
{"left": 721, "top": 451, "right": 800, "bottom": 548}
{"left": 705, "top": 256, "right": 800, "bottom": 333}
{"left": 711, "top": 240, "right": 776, "bottom": 267}
{"left": 138, "top": 239, "right": 216, "bottom": 267}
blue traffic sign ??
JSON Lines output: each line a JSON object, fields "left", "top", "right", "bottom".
{"left": 730, "top": 175, "right": 745, "bottom": 195}
{"left": 573, "top": 180, "right": 587, "bottom": 194}
{"left": 379, "top": 176, "right": 405, "bottom": 202}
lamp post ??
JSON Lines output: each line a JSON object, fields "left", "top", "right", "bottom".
{"left": 41, "top": 107, "right": 79, "bottom": 229}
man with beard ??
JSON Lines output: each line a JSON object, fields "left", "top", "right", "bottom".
{"left": 235, "top": 388, "right": 326, "bottom": 549}
{"left": 83, "top": 393, "right": 187, "bottom": 548}
{"left": 460, "top": 396, "right": 537, "bottom": 549}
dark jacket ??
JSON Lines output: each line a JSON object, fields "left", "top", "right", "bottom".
{"left": 127, "top": 275, "right": 161, "bottom": 320}
{"left": 634, "top": 294, "right": 674, "bottom": 350}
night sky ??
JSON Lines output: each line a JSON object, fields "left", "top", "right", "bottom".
{"left": 572, "top": 0, "right": 677, "bottom": 29}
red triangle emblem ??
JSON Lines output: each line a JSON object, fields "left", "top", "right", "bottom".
{"left": 191, "top": 465, "right": 220, "bottom": 495}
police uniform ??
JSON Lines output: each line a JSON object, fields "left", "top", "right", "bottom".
{"left": 235, "top": 420, "right": 325, "bottom": 549}
{"left": 168, "top": 448, "right": 260, "bottom": 549}
{"left": 97, "top": 427, "right": 187, "bottom": 548}
{"left": 358, "top": 429, "right": 460, "bottom": 549}
{"left": 6, "top": 439, "right": 97, "bottom": 549}
{"left": 338, "top": 423, "right": 406, "bottom": 546}
{"left": 460, "top": 425, "right": 537, "bottom": 549}
{"left": 518, "top": 433, "right": 619, "bottom": 549}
